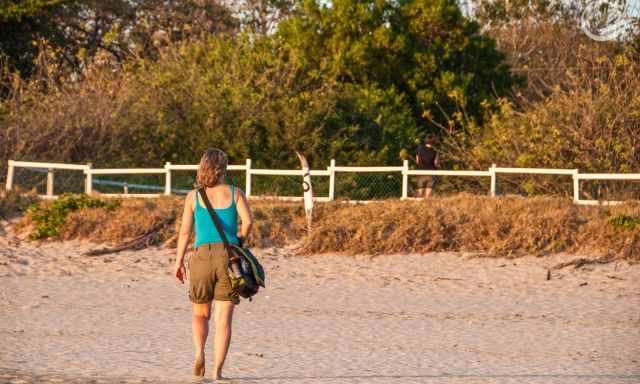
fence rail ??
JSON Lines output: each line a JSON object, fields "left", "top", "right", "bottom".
{"left": 4, "top": 159, "right": 639, "bottom": 205}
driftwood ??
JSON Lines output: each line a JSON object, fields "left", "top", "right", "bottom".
{"left": 84, "top": 219, "right": 174, "bottom": 256}
{"left": 551, "top": 254, "right": 615, "bottom": 270}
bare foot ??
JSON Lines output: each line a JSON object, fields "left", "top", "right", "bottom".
{"left": 193, "top": 354, "right": 205, "bottom": 377}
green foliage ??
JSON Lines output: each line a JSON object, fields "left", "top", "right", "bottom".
{"left": 122, "top": 33, "right": 419, "bottom": 167}
{"left": 27, "top": 194, "right": 118, "bottom": 239}
{"left": 0, "top": 0, "right": 69, "bottom": 80}
{"left": 277, "top": 0, "right": 517, "bottom": 134}
{"left": 443, "top": 49, "right": 640, "bottom": 197}
{"left": 1, "top": 34, "right": 418, "bottom": 174}
{"left": 5, "top": 0, "right": 635, "bottom": 203}
{"left": 1, "top": 0, "right": 516, "bottom": 180}
{"left": 609, "top": 215, "right": 640, "bottom": 230}
{"left": 439, "top": 0, "right": 640, "bottom": 197}
{"left": 0, "top": 0, "right": 65, "bottom": 22}
{"left": 0, "top": 0, "right": 238, "bottom": 80}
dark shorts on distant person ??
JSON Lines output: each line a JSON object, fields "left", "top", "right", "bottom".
{"left": 188, "top": 243, "right": 239, "bottom": 304}
{"left": 416, "top": 175, "right": 437, "bottom": 189}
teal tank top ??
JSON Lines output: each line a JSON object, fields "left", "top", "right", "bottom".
{"left": 194, "top": 185, "right": 239, "bottom": 248}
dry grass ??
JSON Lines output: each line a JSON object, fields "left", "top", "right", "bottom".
{"left": 16, "top": 194, "right": 640, "bottom": 260}
{"left": 248, "top": 201, "right": 307, "bottom": 247}
{"left": 247, "top": 200, "right": 346, "bottom": 247}
{"left": 300, "top": 194, "right": 640, "bottom": 260}
{"left": 0, "top": 188, "right": 39, "bottom": 220}
{"left": 28, "top": 196, "right": 315, "bottom": 247}
{"left": 61, "top": 197, "right": 180, "bottom": 244}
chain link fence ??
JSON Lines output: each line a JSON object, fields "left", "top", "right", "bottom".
{"left": 12, "top": 167, "right": 86, "bottom": 195}
{"left": 407, "top": 175, "right": 491, "bottom": 198}
{"left": 578, "top": 179, "right": 640, "bottom": 201}
{"left": 251, "top": 174, "right": 329, "bottom": 198}
{"left": 335, "top": 172, "right": 402, "bottom": 200}
{"left": 490, "top": 174, "right": 574, "bottom": 198}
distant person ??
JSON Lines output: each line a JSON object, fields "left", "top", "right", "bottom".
{"left": 415, "top": 134, "right": 439, "bottom": 198}
{"left": 174, "top": 148, "right": 254, "bottom": 380}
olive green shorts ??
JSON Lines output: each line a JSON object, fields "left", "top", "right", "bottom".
{"left": 416, "top": 175, "right": 438, "bottom": 189}
{"left": 188, "top": 244, "right": 239, "bottom": 304}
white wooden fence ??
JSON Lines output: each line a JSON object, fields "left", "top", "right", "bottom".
{"left": 4, "top": 159, "right": 640, "bottom": 205}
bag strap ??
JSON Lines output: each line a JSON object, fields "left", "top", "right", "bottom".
{"left": 198, "top": 187, "right": 232, "bottom": 255}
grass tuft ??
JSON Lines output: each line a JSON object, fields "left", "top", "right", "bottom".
{"left": 609, "top": 215, "right": 640, "bottom": 231}
{"left": 26, "top": 194, "right": 119, "bottom": 239}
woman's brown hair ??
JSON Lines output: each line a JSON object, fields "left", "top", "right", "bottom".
{"left": 196, "top": 148, "right": 228, "bottom": 188}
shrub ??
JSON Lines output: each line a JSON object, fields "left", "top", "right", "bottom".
{"left": 443, "top": 51, "right": 640, "bottom": 198}
{"left": 26, "top": 193, "right": 119, "bottom": 239}
{"left": 441, "top": 2, "right": 640, "bottom": 198}
{"left": 610, "top": 215, "right": 640, "bottom": 230}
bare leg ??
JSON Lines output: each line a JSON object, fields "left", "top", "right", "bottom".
{"left": 425, "top": 187, "right": 433, "bottom": 198}
{"left": 416, "top": 188, "right": 424, "bottom": 198}
{"left": 192, "top": 302, "right": 211, "bottom": 376}
{"left": 213, "top": 300, "right": 235, "bottom": 380}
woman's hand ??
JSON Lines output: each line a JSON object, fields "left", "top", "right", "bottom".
{"left": 174, "top": 260, "right": 186, "bottom": 284}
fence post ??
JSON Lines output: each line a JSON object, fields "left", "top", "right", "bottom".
{"left": 5, "top": 160, "right": 14, "bottom": 191}
{"left": 572, "top": 169, "right": 579, "bottom": 203}
{"left": 85, "top": 163, "right": 93, "bottom": 195}
{"left": 164, "top": 162, "right": 172, "bottom": 195}
{"left": 401, "top": 159, "right": 409, "bottom": 199}
{"left": 46, "top": 168, "right": 54, "bottom": 197}
{"left": 490, "top": 163, "right": 497, "bottom": 197}
{"left": 245, "top": 158, "right": 252, "bottom": 197}
{"left": 328, "top": 159, "right": 336, "bottom": 201}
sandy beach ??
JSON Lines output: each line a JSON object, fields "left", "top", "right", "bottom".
{"left": 1, "top": 227, "right": 639, "bottom": 384}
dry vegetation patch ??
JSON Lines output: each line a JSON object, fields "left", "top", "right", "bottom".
{"left": 300, "top": 195, "right": 640, "bottom": 260}
{"left": 61, "top": 197, "right": 180, "bottom": 244}
{"left": 0, "top": 188, "right": 39, "bottom": 219}
{"left": 18, "top": 196, "right": 315, "bottom": 248}
{"left": 14, "top": 194, "right": 640, "bottom": 260}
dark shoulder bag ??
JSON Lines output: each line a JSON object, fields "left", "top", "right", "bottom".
{"left": 198, "top": 188, "right": 265, "bottom": 301}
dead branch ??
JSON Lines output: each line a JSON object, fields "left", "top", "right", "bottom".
{"left": 551, "top": 254, "right": 615, "bottom": 270}
{"left": 84, "top": 218, "right": 173, "bottom": 256}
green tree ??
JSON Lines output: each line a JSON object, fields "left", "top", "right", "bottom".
{"left": 124, "top": 35, "right": 417, "bottom": 168}
{"left": 1, "top": 34, "right": 417, "bottom": 181}
{"left": 0, "top": 0, "right": 237, "bottom": 80}
{"left": 441, "top": 1, "right": 640, "bottom": 198}
{"left": 276, "top": 0, "right": 517, "bottom": 138}
{"left": 0, "top": 0, "right": 68, "bottom": 79}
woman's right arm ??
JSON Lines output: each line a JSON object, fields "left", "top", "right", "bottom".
{"left": 174, "top": 190, "right": 195, "bottom": 284}
{"left": 235, "top": 189, "right": 253, "bottom": 243}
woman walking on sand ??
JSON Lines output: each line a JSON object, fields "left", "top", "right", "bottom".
{"left": 174, "top": 148, "right": 253, "bottom": 380}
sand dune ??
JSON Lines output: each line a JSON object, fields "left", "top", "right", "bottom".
{"left": 1, "top": 226, "right": 639, "bottom": 383}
